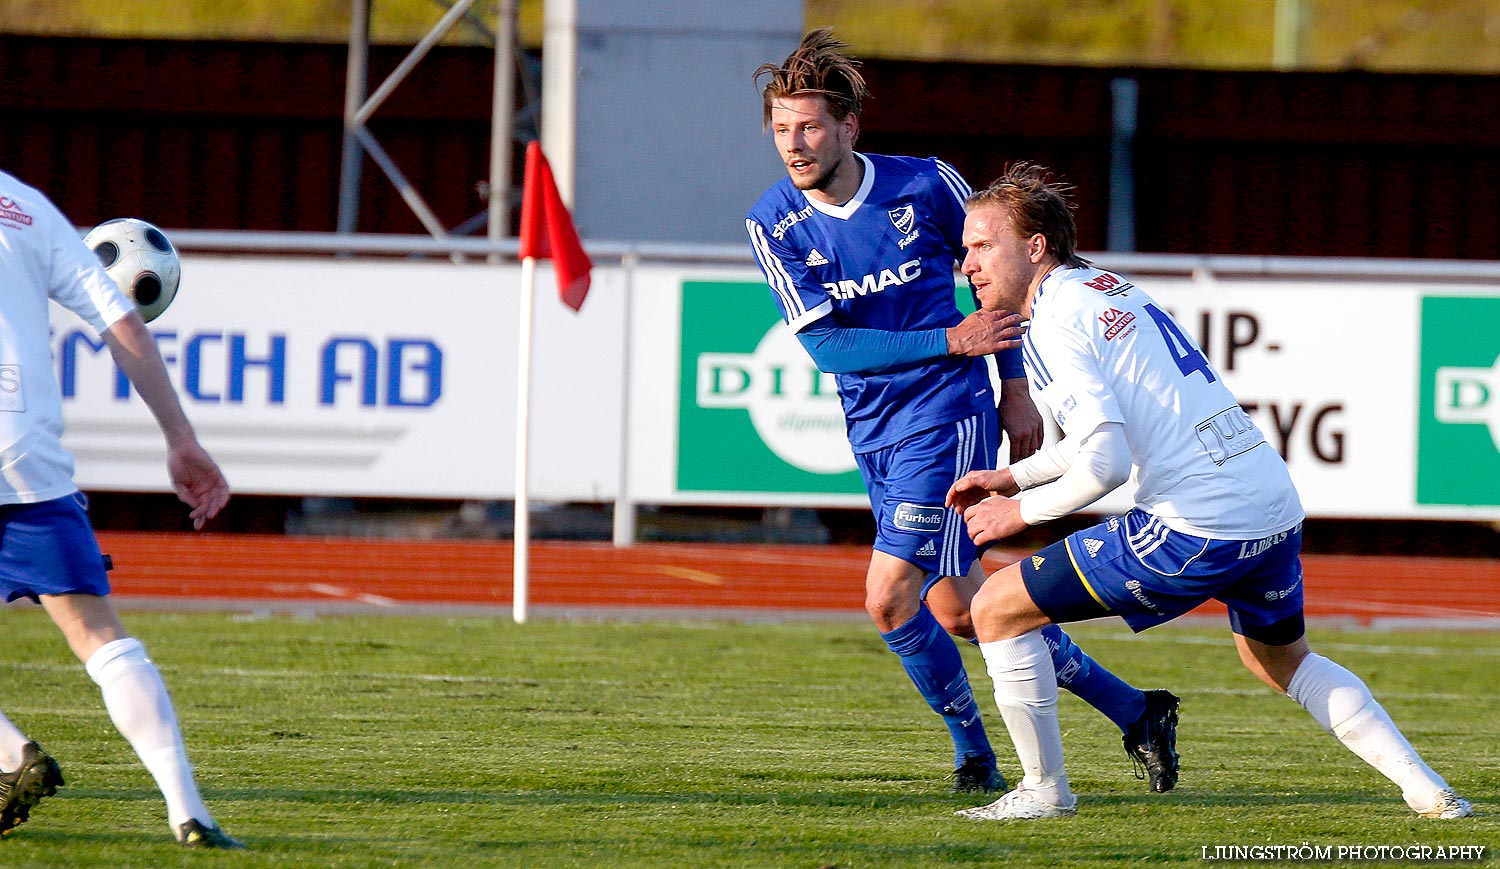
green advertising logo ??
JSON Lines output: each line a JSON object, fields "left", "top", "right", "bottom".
{"left": 677, "top": 281, "right": 864, "bottom": 494}
{"left": 1417, "top": 296, "right": 1500, "bottom": 506}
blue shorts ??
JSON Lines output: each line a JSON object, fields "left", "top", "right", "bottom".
{"left": 0, "top": 494, "right": 112, "bottom": 603}
{"left": 1021, "top": 508, "right": 1305, "bottom": 645}
{"left": 855, "top": 412, "right": 995, "bottom": 587}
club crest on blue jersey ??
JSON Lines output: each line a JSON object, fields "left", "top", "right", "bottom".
{"left": 887, "top": 204, "right": 915, "bottom": 234}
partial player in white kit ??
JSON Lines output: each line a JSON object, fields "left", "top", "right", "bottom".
{"left": 948, "top": 162, "right": 1472, "bottom": 821}
{"left": 0, "top": 169, "right": 243, "bottom": 847}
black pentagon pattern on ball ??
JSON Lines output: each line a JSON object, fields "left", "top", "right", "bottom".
{"left": 133, "top": 273, "right": 163, "bottom": 305}
{"left": 93, "top": 240, "right": 120, "bottom": 268}
{"left": 144, "top": 227, "right": 173, "bottom": 253}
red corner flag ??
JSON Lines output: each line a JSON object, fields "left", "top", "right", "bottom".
{"left": 518, "top": 141, "right": 592, "bottom": 311}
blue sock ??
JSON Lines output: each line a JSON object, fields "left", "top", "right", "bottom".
{"left": 1040, "top": 623, "right": 1146, "bottom": 733}
{"left": 881, "top": 605, "right": 993, "bottom": 768}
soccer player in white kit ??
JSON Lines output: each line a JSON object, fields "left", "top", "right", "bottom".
{"left": 947, "top": 162, "right": 1472, "bottom": 821}
{"left": 0, "top": 170, "right": 243, "bottom": 847}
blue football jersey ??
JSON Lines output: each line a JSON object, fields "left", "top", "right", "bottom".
{"left": 745, "top": 153, "right": 994, "bottom": 453}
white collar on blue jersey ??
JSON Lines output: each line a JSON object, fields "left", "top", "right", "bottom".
{"left": 802, "top": 153, "right": 875, "bottom": 220}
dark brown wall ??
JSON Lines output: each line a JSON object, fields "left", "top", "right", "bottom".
{"left": 858, "top": 59, "right": 1500, "bottom": 259}
{"left": 1, "top": 35, "right": 497, "bottom": 234}
{"left": 4, "top": 34, "right": 1497, "bottom": 259}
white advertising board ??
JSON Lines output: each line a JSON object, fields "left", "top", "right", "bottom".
{"left": 55, "top": 255, "right": 628, "bottom": 500}
{"left": 54, "top": 255, "right": 1500, "bottom": 520}
{"left": 640, "top": 270, "right": 1500, "bottom": 520}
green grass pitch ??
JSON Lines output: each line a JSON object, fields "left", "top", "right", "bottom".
{"left": 1, "top": 608, "right": 1493, "bottom": 867}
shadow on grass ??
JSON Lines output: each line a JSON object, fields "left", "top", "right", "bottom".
{"left": 48, "top": 784, "right": 1390, "bottom": 814}
{"left": 58, "top": 774, "right": 1405, "bottom": 811}
{"left": 1075, "top": 789, "right": 1395, "bottom": 810}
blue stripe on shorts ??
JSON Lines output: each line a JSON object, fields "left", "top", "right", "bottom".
{"left": 855, "top": 411, "right": 995, "bottom": 582}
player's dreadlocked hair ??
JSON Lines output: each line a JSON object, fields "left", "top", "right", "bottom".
{"left": 967, "top": 163, "right": 1093, "bottom": 269}
{"left": 754, "top": 27, "right": 869, "bottom": 130}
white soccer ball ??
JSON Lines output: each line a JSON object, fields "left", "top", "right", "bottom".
{"left": 83, "top": 218, "right": 181, "bottom": 323}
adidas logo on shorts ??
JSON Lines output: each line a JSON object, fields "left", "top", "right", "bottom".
{"left": 805, "top": 248, "right": 829, "bottom": 267}
{"left": 915, "top": 539, "right": 936, "bottom": 557}
{"left": 1083, "top": 537, "right": 1105, "bottom": 557}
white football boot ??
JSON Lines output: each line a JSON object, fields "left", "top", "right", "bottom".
{"left": 956, "top": 787, "right": 1077, "bottom": 820}
{"left": 1416, "top": 790, "right": 1473, "bottom": 819}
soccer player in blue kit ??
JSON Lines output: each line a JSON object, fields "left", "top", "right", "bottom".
{"left": 745, "top": 29, "right": 1179, "bottom": 794}
{"left": 949, "top": 163, "right": 1472, "bottom": 820}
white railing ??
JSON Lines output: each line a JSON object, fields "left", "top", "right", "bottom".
{"left": 166, "top": 230, "right": 1500, "bottom": 282}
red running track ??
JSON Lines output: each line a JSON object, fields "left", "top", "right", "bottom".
{"left": 94, "top": 532, "right": 1500, "bottom": 625}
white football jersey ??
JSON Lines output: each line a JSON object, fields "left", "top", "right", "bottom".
{"left": 0, "top": 170, "right": 135, "bottom": 502}
{"left": 1023, "top": 266, "right": 1303, "bottom": 539}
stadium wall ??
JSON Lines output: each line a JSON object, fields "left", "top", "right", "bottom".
{"left": 2, "top": 34, "right": 1498, "bottom": 258}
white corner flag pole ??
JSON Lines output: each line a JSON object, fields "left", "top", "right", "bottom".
{"left": 611, "top": 253, "right": 637, "bottom": 546}
{"left": 513, "top": 256, "right": 537, "bottom": 624}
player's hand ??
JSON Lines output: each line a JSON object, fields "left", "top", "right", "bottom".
{"left": 167, "top": 438, "right": 230, "bottom": 530}
{"left": 998, "top": 380, "right": 1045, "bottom": 463}
{"left": 946, "top": 310, "right": 1026, "bottom": 357}
{"left": 947, "top": 469, "right": 1019, "bottom": 511}
{"left": 962, "top": 495, "right": 1028, "bottom": 547}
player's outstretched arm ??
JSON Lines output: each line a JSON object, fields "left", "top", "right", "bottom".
{"left": 102, "top": 311, "right": 230, "bottom": 529}
{"left": 946, "top": 310, "right": 1026, "bottom": 357}
{"left": 1010, "top": 423, "right": 1131, "bottom": 527}
{"left": 947, "top": 469, "right": 1019, "bottom": 511}
{"left": 796, "top": 320, "right": 948, "bottom": 375}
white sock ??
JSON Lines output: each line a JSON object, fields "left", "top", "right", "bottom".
{"left": 978, "top": 630, "right": 1073, "bottom": 807}
{"left": 86, "top": 638, "right": 213, "bottom": 830}
{"left": 0, "top": 710, "right": 30, "bottom": 771}
{"left": 1287, "top": 652, "right": 1451, "bottom": 811}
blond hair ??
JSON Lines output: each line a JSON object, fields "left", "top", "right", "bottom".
{"left": 968, "top": 163, "right": 1091, "bottom": 269}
